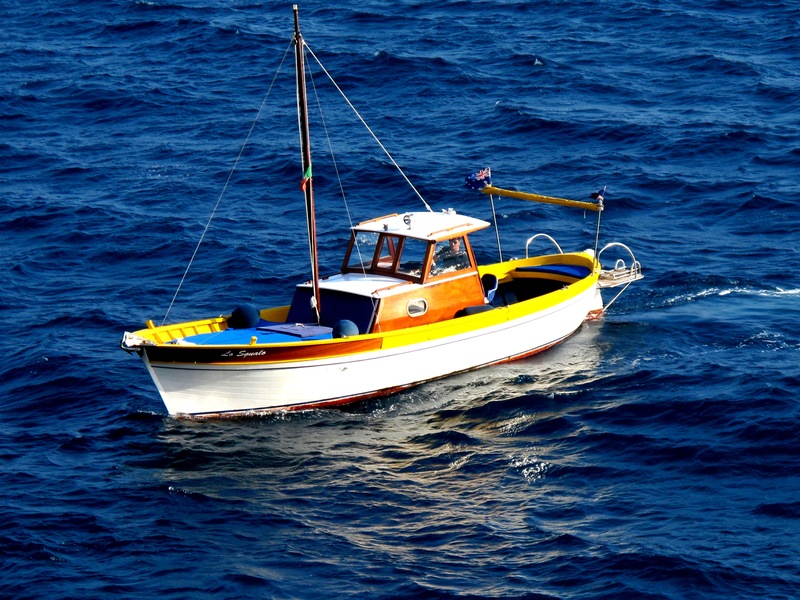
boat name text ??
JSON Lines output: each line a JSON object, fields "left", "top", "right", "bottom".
{"left": 221, "top": 349, "right": 268, "bottom": 358}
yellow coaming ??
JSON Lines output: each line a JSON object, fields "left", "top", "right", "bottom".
{"left": 134, "top": 306, "right": 291, "bottom": 345}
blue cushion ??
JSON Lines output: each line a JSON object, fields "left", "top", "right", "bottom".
{"left": 516, "top": 264, "right": 591, "bottom": 279}
{"left": 228, "top": 303, "right": 261, "bottom": 329}
{"left": 182, "top": 324, "right": 332, "bottom": 345}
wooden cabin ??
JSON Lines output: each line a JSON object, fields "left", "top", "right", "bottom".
{"left": 286, "top": 211, "right": 493, "bottom": 334}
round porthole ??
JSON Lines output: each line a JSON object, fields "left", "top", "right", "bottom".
{"left": 407, "top": 298, "right": 428, "bottom": 317}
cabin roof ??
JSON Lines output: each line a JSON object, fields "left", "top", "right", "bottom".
{"left": 353, "top": 210, "right": 490, "bottom": 241}
{"left": 317, "top": 272, "right": 406, "bottom": 297}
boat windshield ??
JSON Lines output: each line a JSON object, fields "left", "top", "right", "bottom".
{"left": 395, "top": 237, "right": 428, "bottom": 278}
{"left": 374, "top": 234, "right": 400, "bottom": 270}
{"left": 344, "top": 231, "right": 431, "bottom": 281}
{"left": 346, "top": 231, "right": 380, "bottom": 271}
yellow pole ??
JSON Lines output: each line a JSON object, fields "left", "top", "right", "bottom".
{"left": 481, "top": 185, "right": 601, "bottom": 212}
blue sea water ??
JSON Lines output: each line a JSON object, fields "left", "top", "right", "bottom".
{"left": 1, "top": 0, "right": 799, "bottom": 598}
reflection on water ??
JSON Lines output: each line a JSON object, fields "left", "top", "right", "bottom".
{"left": 150, "top": 319, "right": 610, "bottom": 515}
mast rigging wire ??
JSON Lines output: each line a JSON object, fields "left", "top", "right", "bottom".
{"left": 304, "top": 43, "right": 433, "bottom": 213}
{"left": 161, "top": 41, "right": 294, "bottom": 325}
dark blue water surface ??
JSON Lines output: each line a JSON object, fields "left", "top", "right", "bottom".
{"left": 2, "top": 1, "right": 799, "bottom": 598}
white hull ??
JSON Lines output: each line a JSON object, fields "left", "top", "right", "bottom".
{"left": 142, "top": 285, "right": 603, "bottom": 417}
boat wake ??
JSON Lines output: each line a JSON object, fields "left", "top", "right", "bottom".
{"left": 660, "top": 284, "right": 800, "bottom": 308}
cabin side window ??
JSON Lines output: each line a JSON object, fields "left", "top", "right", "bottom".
{"left": 430, "top": 236, "right": 471, "bottom": 276}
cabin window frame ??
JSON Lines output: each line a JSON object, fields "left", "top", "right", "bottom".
{"left": 342, "top": 230, "right": 436, "bottom": 283}
{"left": 373, "top": 234, "right": 403, "bottom": 272}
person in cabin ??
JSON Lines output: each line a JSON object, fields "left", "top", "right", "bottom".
{"left": 431, "top": 236, "right": 470, "bottom": 274}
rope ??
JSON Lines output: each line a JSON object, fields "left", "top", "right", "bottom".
{"left": 161, "top": 41, "right": 294, "bottom": 325}
{"left": 601, "top": 280, "right": 632, "bottom": 314}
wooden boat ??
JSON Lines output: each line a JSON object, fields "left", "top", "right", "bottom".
{"left": 121, "top": 6, "right": 643, "bottom": 418}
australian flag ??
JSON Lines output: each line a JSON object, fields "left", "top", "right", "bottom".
{"left": 465, "top": 167, "right": 492, "bottom": 190}
{"left": 590, "top": 185, "right": 606, "bottom": 201}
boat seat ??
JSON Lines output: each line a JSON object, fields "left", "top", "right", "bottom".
{"left": 489, "top": 286, "right": 518, "bottom": 307}
{"left": 481, "top": 273, "right": 499, "bottom": 303}
{"left": 455, "top": 304, "right": 495, "bottom": 318}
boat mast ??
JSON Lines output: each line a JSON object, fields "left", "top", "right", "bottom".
{"left": 294, "top": 5, "right": 321, "bottom": 323}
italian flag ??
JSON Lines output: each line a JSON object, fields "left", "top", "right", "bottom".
{"left": 300, "top": 165, "right": 312, "bottom": 191}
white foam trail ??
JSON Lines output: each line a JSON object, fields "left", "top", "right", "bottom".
{"left": 667, "top": 286, "right": 800, "bottom": 305}
{"left": 719, "top": 287, "right": 800, "bottom": 297}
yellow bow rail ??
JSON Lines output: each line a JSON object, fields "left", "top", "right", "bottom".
{"left": 481, "top": 185, "right": 601, "bottom": 212}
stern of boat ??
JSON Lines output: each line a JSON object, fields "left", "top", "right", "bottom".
{"left": 590, "top": 242, "right": 644, "bottom": 318}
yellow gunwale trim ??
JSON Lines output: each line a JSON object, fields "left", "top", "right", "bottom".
{"left": 136, "top": 253, "right": 599, "bottom": 365}
{"left": 146, "top": 278, "right": 597, "bottom": 367}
